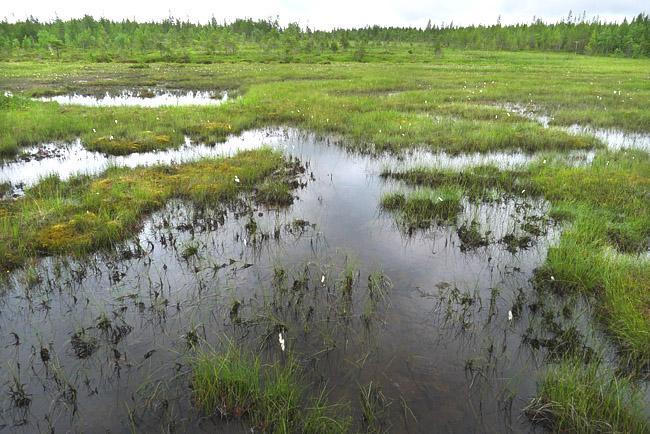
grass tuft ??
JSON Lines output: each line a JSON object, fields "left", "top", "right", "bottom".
{"left": 525, "top": 358, "right": 649, "bottom": 434}
{"left": 381, "top": 187, "right": 463, "bottom": 231}
{"left": 191, "top": 345, "right": 351, "bottom": 433}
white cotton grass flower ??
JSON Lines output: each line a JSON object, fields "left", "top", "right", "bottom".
{"left": 321, "top": 275, "right": 325, "bottom": 284}
{"left": 234, "top": 176, "right": 240, "bottom": 183}
{"left": 550, "top": 275, "right": 555, "bottom": 281}
{"left": 278, "top": 332, "right": 285, "bottom": 352}
{"left": 109, "top": 135, "right": 114, "bottom": 141}
{"left": 508, "top": 310, "right": 513, "bottom": 321}
{"left": 114, "top": 119, "right": 118, "bottom": 124}
{"left": 243, "top": 238, "right": 247, "bottom": 247}
{"left": 437, "top": 196, "right": 443, "bottom": 202}
{"left": 92, "top": 128, "right": 96, "bottom": 133}
{"left": 521, "top": 189, "right": 526, "bottom": 194}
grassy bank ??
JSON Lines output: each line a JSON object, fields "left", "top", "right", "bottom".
{"left": 0, "top": 148, "right": 300, "bottom": 271}
{"left": 2, "top": 51, "right": 650, "bottom": 158}
{"left": 1, "top": 50, "right": 649, "bottom": 431}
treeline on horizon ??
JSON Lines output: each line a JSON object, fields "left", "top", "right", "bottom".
{"left": 1, "top": 12, "right": 649, "bottom": 62}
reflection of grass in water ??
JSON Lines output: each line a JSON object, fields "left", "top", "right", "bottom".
{"left": 258, "top": 256, "right": 392, "bottom": 344}
{"left": 191, "top": 344, "right": 351, "bottom": 433}
{"left": 525, "top": 359, "right": 649, "bottom": 434}
{"left": 186, "top": 256, "right": 394, "bottom": 431}
{"left": 457, "top": 220, "right": 490, "bottom": 251}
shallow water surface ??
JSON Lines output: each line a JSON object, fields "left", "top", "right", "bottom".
{"left": 501, "top": 103, "right": 650, "bottom": 152}
{"left": 0, "top": 129, "right": 619, "bottom": 433}
{"left": 0, "top": 128, "right": 595, "bottom": 194}
{"left": 35, "top": 89, "right": 229, "bottom": 107}
{"left": 565, "top": 124, "right": 650, "bottom": 151}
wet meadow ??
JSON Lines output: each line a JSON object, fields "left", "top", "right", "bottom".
{"left": 0, "top": 49, "right": 648, "bottom": 433}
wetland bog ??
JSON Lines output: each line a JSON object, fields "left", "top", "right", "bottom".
{"left": 0, "top": 45, "right": 649, "bottom": 433}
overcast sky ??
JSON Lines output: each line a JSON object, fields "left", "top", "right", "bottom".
{"left": 1, "top": 0, "right": 647, "bottom": 29}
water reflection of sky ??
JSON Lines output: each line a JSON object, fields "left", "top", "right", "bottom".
{"left": 36, "top": 90, "right": 229, "bottom": 107}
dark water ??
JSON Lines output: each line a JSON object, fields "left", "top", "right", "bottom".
{"left": 0, "top": 129, "right": 623, "bottom": 433}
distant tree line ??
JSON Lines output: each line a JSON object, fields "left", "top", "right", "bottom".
{"left": 0, "top": 12, "right": 648, "bottom": 61}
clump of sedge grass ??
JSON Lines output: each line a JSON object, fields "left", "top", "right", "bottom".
{"left": 525, "top": 358, "right": 649, "bottom": 434}
{"left": 181, "top": 241, "right": 200, "bottom": 259}
{"left": 87, "top": 131, "right": 172, "bottom": 155}
{"left": 191, "top": 345, "right": 351, "bottom": 433}
{"left": 9, "top": 376, "right": 32, "bottom": 409}
{"left": 381, "top": 187, "right": 463, "bottom": 231}
{"left": 255, "top": 179, "right": 295, "bottom": 206}
{"left": 359, "top": 381, "right": 392, "bottom": 433}
{"left": 362, "top": 270, "right": 392, "bottom": 324}
{"left": 70, "top": 328, "right": 98, "bottom": 359}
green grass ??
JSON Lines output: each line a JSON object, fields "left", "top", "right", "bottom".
{"left": 0, "top": 148, "right": 298, "bottom": 271}
{"left": 2, "top": 50, "right": 649, "bottom": 158}
{"left": 381, "top": 187, "right": 463, "bottom": 231}
{"left": 0, "top": 182, "right": 10, "bottom": 197}
{"left": 381, "top": 165, "right": 534, "bottom": 198}
{"left": 1, "top": 50, "right": 649, "bottom": 430}
{"left": 525, "top": 358, "right": 649, "bottom": 434}
{"left": 191, "top": 345, "right": 351, "bottom": 433}
{"left": 86, "top": 131, "right": 173, "bottom": 155}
